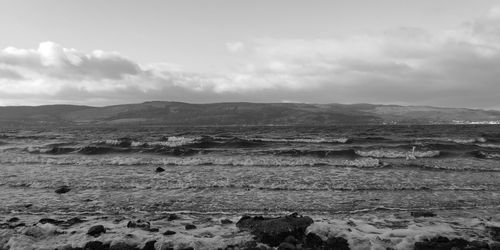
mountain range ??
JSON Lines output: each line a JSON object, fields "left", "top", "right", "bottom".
{"left": 1, "top": 101, "right": 500, "bottom": 126}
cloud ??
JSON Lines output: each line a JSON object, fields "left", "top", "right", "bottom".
{"left": 1, "top": 6, "right": 500, "bottom": 108}
{"left": 0, "top": 41, "right": 142, "bottom": 80}
{"left": 0, "top": 67, "right": 24, "bottom": 80}
{"left": 226, "top": 42, "right": 245, "bottom": 53}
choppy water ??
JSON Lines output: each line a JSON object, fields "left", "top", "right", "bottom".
{"left": 1, "top": 125, "right": 500, "bottom": 216}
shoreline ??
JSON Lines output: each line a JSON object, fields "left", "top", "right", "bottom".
{"left": 1, "top": 208, "right": 499, "bottom": 250}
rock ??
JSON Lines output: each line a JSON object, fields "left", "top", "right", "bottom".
{"left": 155, "top": 167, "right": 165, "bottom": 173}
{"left": 23, "top": 226, "right": 47, "bottom": 238}
{"left": 142, "top": 240, "right": 157, "bottom": 250}
{"left": 39, "top": 218, "right": 64, "bottom": 225}
{"left": 87, "top": 225, "right": 106, "bottom": 237}
{"left": 284, "top": 235, "right": 298, "bottom": 245}
{"left": 487, "top": 225, "right": 500, "bottom": 241}
{"left": 127, "top": 220, "right": 150, "bottom": 230}
{"left": 109, "top": 242, "right": 140, "bottom": 250}
{"left": 414, "top": 237, "right": 473, "bottom": 250}
{"left": 277, "top": 242, "right": 296, "bottom": 250}
{"left": 7, "top": 217, "right": 19, "bottom": 223}
{"left": 158, "top": 241, "right": 174, "bottom": 250}
{"left": 167, "top": 214, "right": 180, "bottom": 221}
{"left": 117, "top": 137, "right": 133, "bottom": 147}
{"left": 490, "top": 242, "right": 500, "bottom": 250}
{"left": 410, "top": 211, "right": 436, "bottom": 217}
{"left": 469, "top": 240, "right": 489, "bottom": 249}
{"left": 146, "top": 227, "right": 159, "bottom": 232}
{"left": 64, "top": 217, "right": 85, "bottom": 227}
{"left": 163, "top": 230, "right": 176, "bottom": 236}
{"left": 185, "top": 224, "right": 197, "bottom": 230}
{"left": 197, "top": 231, "right": 215, "bottom": 238}
{"left": 8, "top": 222, "right": 26, "bottom": 229}
{"left": 83, "top": 241, "right": 109, "bottom": 250}
{"left": 221, "top": 219, "right": 233, "bottom": 224}
{"left": 236, "top": 213, "right": 313, "bottom": 247}
{"left": 325, "top": 236, "right": 350, "bottom": 250}
{"left": 55, "top": 185, "right": 71, "bottom": 194}
{"left": 304, "top": 233, "right": 324, "bottom": 248}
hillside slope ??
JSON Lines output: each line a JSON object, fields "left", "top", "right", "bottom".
{"left": 1, "top": 102, "right": 499, "bottom": 126}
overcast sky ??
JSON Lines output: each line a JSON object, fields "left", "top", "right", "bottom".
{"left": 1, "top": 0, "right": 500, "bottom": 109}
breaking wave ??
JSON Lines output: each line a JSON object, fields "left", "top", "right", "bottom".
{"left": 355, "top": 149, "right": 440, "bottom": 158}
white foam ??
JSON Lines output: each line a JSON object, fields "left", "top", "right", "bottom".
{"left": 355, "top": 149, "right": 440, "bottom": 158}
{"left": 256, "top": 137, "right": 349, "bottom": 143}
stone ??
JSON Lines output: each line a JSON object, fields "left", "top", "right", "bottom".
{"left": 167, "top": 214, "right": 180, "bottom": 221}
{"left": 410, "top": 211, "right": 436, "bottom": 217}
{"left": 221, "top": 219, "right": 233, "bottom": 224}
{"left": 236, "top": 213, "right": 313, "bottom": 247}
{"left": 304, "top": 233, "right": 324, "bottom": 248}
{"left": 277, "top": 242, "right": 296, "bottom": 250}
{"left": 414, "top": 237, "right": 472, "bottom": 250}
{"left": 7, "top": 217, "right": 19, "bottom": 223}
{"left": 163, "top": 230, "right": 176, "bottom": 236}
{"left": 155, "top": 167, "right": 165, "bottom": 173}
{"left": 142, "top": 240, "right": 157, "bottom": 250}
{"left": 109, "top": 242, "right": 140, "bottom": 250}
{"left": 64, "top": 217, "right": 85, "bottom": 227}
{"left": 83, "top": 241, "right": 109, "bottom": 250}
{"left": 325, "top": 236, "right": 350, "bottom": 250}
{"left": 87, "top": 225, "right": 106, "bottom": 237}
{"left": 23, "top": 226, "right": 47, "bottom": 238}
{"left": 127, "top": 220, "right": 150, "bottom": 230}
{"left": 185, "top": 224, "right": 197, "bottom": 230}
{"left": 284, "top": 235, "right": 298, "bottom": 245}
{"left": 487, "top": 225, "right": 500, "bottom": 241}
{"left": 490, "top": 242, "right": 500, "bottom": 250}
{"left": 55, "top": 185, "right": 71, "bottom": 194}
{"left": 39, "top": 218, "right": 64, "bottom": 225}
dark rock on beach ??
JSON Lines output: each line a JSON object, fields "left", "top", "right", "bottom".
{"left": 236, "top": 213, "right": 314, "bottom": 247}
{"left": 7, "top": 217, "right": 19, "bottom": 223}
{"left": 325, "top": 236, "right": 350, "bottom": 250}
{"left": 277, "top": 242, "right": 296, "bottom": 250}
{"left": 185, "top": 224, "right": 197, "bottom": 230}
{"left": 155, "top": 167, "right": 165, "bottom": 173}
{"left": 413, "top": 236, "right": 483, "bottom": 250}
{"left": 109, "top": 242, "right": 140, "bottom": 250}
{"left": 39, "top": 218, "right": 64, "bottom": 225}
{"left": 55, "top": 185, "right": 71, "bottom": 194}
{"left": 163, "top": 230, "right": 176, "bottom": 236}
{"left": 87, "top": 225, "right": 106, "bottom": 237}
{"left": 221, "top": 218, "right": 233, "bottom": 224}
{"left": 487, "top": 225, "right": 500, "bottom": 241}
{"left": 167, "top": 213, "right": 180, "bottom": 221}
{"left": 83, "top": 241, "right": 110, "bottom": 250}
{"left": 127, "top": 220, "right": 151, "bottom": 230}
{"left": 411, "top": 211, "right": 436, "bottom": 217}
{"left": 64, "top": 217, "right": 85, "bottom": 227}
{"left": 142, "top": 240, "right": 157, "bottom": 250}
{"left": 304, "top": 232, "right": 324, "bottom": 248}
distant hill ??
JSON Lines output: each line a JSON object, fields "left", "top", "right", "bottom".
{"left": 1, "top": 101, "right": 500, "bottom": 126}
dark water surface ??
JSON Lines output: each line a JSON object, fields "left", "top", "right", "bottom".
{"left": 1, "top": 125, "right": 500, "bottom": 216}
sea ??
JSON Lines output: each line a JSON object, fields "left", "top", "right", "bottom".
{"left": 1, "top": 124, "right": 499, "bottom": 216}
{"left": 1, "top": 125, "right": 500, "bottom": 249}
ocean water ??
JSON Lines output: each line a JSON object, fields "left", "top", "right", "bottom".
{"left": 1, "top": 125, "right": 500, "bottom": 217}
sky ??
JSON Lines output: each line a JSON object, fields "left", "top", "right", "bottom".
{"left": 0, "top": 0, "right": 500, "bottom": 109}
